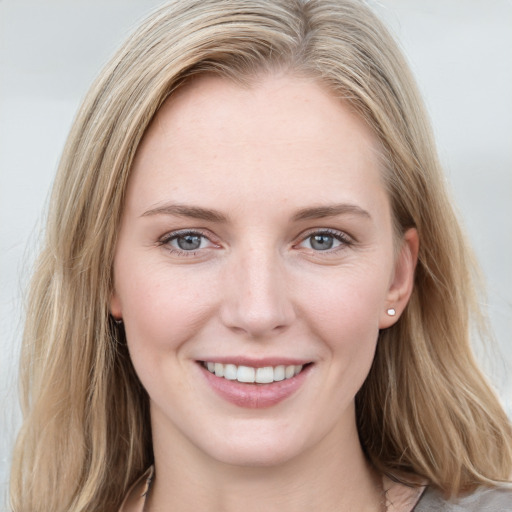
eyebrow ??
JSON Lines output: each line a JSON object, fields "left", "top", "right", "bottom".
{"left": 292, "top": 204, "right": 371, "bottom": 221}
{"left": 141, "top": 202, "right": 371, "bottom": 223}
{"left": 141, "top": 203, "right": 228, "bottom": 223}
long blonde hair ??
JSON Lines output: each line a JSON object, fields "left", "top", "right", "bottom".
{"left": 10, "top": 0, "right": 512, "bottom": 510}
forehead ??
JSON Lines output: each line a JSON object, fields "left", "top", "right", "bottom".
{"left": 127, "top": 73, "right": 387, "bottom": 217}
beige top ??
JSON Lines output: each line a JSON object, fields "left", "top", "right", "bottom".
{"left": 118, "top": 467, "right": 426, "bottom": 512}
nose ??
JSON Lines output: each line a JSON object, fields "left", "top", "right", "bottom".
{"left": 220, "top": 245, "right": 296, "bottom": 338}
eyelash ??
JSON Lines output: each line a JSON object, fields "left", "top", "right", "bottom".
{"left": 158, "top": 229, "right": 217, "bottom": 257}
{"left": 295, "top": 228, "right": 354, "bottom": 254}
{"left": 157, "top": 228, "right": 354, "bottom": 257}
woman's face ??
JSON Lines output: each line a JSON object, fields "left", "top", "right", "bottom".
{"left": 111, "top": 74, "right": 417, "bottom": 468}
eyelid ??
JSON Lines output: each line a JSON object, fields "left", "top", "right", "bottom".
{"left": 156, "top": 227, "right": 354, "bottom": 257}
{"left": 294, "top": 228, "right": 354, "bottom": 252}
{"left": 158, "top": 228, "right": 211, "bottom": 243}
{"left": 158, "top": 228, "right": 220, "bottom": 256}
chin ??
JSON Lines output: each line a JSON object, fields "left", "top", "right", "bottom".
{"left": 197, "top": 422, "right": 313, "bottom": 468}
{"left": 210, "top": 441, "right": 301, "bottom": 468}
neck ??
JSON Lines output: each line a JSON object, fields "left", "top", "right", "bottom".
{"left": 147, "top": 413, "right": 384, "bottom": 512}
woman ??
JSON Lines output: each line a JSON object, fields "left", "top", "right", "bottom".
{"left": 10, "top": 0, "right": 512, "bottom": 511}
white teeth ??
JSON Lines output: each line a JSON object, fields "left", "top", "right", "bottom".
{"left": 274, "top": 365, "right": 285, "bottom": 381}
{"left": 255, "top": 366, "right": 274, "bottom": 383}
{"left": 214, "top": 362, "right": 224, "bottom": 377}
{"left": 224, "top": 364, "right": 237, "bottom": 380}
{"left": 204, "top": 362, "right": 305, "bottom": 383}
{"left": 237, "top": 365, "right": 255, "bottom": 383}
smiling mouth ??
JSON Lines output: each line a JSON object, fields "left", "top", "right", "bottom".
{"left": 201, "top": 361, "right": 309, "bottom": 384}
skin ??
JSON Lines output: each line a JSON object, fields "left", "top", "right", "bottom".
{"left": 111, "top": 73, "right": 418, "bottom": 511}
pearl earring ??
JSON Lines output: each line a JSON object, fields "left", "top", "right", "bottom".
{"left": 387, "top": 308, "right": 396, "bottom": 316}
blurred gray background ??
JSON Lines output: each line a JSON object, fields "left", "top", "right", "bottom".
{"left": 1, "top": 0, "right": 511, "bottom": 508}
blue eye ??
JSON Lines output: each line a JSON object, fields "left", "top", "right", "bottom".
{"left": 309, "top": 234, "right": 336, "bottom": 250}
{"left": 298, "top": 230, "right": 351, "bottom": 252}
{"left": 160, "top": 230, "right": 215, "bottom": 254}
{"left": 173, "top": 234, "right": 204, "bottom": 251}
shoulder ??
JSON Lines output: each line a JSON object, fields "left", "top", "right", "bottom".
{"left": 414, "top": 485, "right": 512, "bottom": 511}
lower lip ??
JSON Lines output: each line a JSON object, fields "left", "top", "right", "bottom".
{"left": 199, "top": 363, "right": 311, "bottom": 409}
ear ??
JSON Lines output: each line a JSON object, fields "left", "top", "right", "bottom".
{"left": 379, "top": 228, "right": 419, "bottom": 329}
{"left": 110, "top": 290, "right": 123, "bottom": 321}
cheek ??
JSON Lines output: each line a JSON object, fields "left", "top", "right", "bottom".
{"left": 114, "top": 254, "right": 217, "bottom": 357}
{"left": 301, "top": 263, "right": 390, "bottom": 340}
{"left": 297, "top": 264, "right": 390, "bottom": 387}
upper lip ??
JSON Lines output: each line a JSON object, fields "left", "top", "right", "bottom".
{"left": 198, "top": 357, "right": 312, "bottom": 367}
